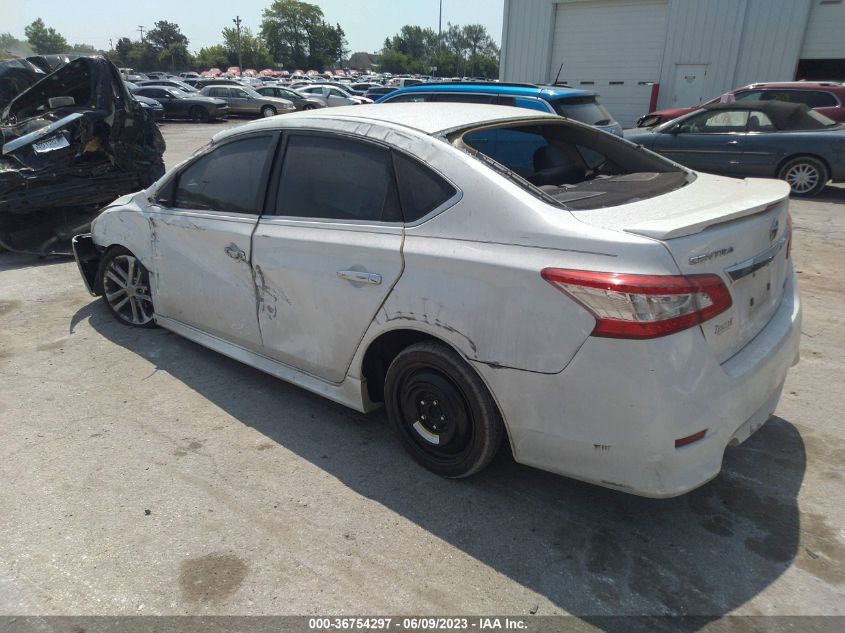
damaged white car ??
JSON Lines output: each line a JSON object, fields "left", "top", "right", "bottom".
{"left": 73, "top": 104, "right": 801, "bottom": 497}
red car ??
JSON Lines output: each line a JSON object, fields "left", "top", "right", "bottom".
{"left": 637, "top": 81, "right": 845, "bottom": 127}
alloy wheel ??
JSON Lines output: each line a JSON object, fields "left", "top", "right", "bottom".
{"left": 102, "top": 254, "right": 154, "bottom": 326}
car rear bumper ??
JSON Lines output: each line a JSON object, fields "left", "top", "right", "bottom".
{"left": 473, "top": 267, "right": 802, "bottom": 497}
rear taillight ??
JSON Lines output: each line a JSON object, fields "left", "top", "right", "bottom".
{"left": 541, "top": 269, "right": 732, "bottom": 339}
{"left": 786, "top": 212, "right": 793, "bottom": 259}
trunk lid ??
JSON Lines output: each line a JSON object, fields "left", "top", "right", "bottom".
{"left": 569, "top": 174, "right": 792, "bottom": 362}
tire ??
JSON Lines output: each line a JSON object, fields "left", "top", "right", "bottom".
{"left": 189, "top": 106, "right": 209, "bottom": 123}
{"left": 97, "top": 246, "right": 157, "bottom": 328}
{"left": 777, "top": 156, "right": 829, "bottom": 197}
{"left": 384, "top": 341, "right": 504, "bottom": 478}
{"left": 302, "top": 103, "right": 317, "bottom": 111}
{"left": 261, "top": 105, "right": 277, "bottom": 118}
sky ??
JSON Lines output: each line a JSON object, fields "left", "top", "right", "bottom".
{"left": 4, "top": 0, "right": 505, "bottom": 54}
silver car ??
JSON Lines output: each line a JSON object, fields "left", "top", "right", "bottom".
{"left": 200, "top": 84, "right": 294, "bottom": 117}
{"left": 72, "top": 104, "right": 800, "bottom": 497}
{"left": 295, "top": 84, "right": 373, "bottom": 107}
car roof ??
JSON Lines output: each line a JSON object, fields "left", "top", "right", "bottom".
{"left": 386, "top": 82, "right": 597, "bottom": 100}
{"left": 213, "top": 102, "right": 558, "bottom": 141}
{"left": 743, "top": 81, "right": 843, "bottom": 90}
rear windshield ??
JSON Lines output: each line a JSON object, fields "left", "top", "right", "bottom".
{"left": 453, "top": 120, "right": 688, "bottom": 210}
{"left": 551, "top": 96, "right": 614, "bottom": 126}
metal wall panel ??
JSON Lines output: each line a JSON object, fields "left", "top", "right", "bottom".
{"left": 734, "top": 0, "right": 813, "bottom": 86}
{"left": 801, "top": 0, "right": 845, "bottom": 59}
{"left": 500, "top": 0, "right": 557, "bottom": 83}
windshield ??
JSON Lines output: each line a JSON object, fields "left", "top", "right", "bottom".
{"left": 552, "top": 96, "right": 614, "bottom": 126}
{"left": 166, "top": 88, "right": 189, "bottom": 98}
{"left": 240, "top": 86, "right": 263, "bottom": 98}
{"left": 807, "top": 110, "right": 836, "bottom": 127}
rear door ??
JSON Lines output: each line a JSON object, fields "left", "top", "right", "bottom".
{"left": 251, "top": 132, "right": 404, "bottom": 382}
{"left": 149, "top": 133, "right": 277, "bottom": 351}
{"left": 653, "top": 109, "right": 748, "bottom": 174}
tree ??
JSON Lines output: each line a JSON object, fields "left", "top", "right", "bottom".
{"left": 260, "top": 0, "right": 324, "bottom": 69}
{"left": 146, "top": 21, "right": 189, "bottom": 53}
{"left": 158, "top": 42, "right": 192, "bottom": 73}
{"left": 0, "top": 33, "right": 34, "bottom": 58}
{"left": 114, "top": 37, "right": 133, "bottom": 66}
{"left": 222, "top": 26, "right": 273, "bottom": 69}
{"left": 195, "top": 44, "right": 230, "bottom": 71}
{"left": 24, "top": 18, "right": 68, "bottom": 54}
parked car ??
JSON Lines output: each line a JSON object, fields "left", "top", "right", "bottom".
{"left": 636, "top": 81, "right": 845, "bottom": 127}
{"left": 138, "top": 79, "right": 199, "bottom": 93}
{"left": 255, "top": 85, "right": 325, "bottom": 110}
{"left": 133, "top": 93, "right": 165, "bottom": 121}
{"left": 625, "top": 101, "right": 844, "bottom": 196}
{"left": 377, "top": 82, "right": 624, "bottom": 136}
{"left": 133, "top": 86, "right": 228, "bottom": 122}
{"left": 295, "top": 84, "right": 372, "bottom": 106}
{"left": 186, "top": 77, "right": 243, "bottom": 90}
{"left": 364, "top": 86, "right": 396, "bottom": 101}
{"left": 199, "top": 85, "right": 295, "bottom": 117}
{"left": 72, "top": 103, "right": 800, "bottom": 497}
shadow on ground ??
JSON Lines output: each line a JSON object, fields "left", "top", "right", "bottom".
{"left": 809, "top": 185, "right": 845, "bottom": 204}
{"left": 80, "top": 302, "right": 807, "bottom": 632}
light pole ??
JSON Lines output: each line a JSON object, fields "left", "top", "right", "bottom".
{"left": 137, "top": 26, "right": 145, "bottom": 42}
{"left": 437, "top": 0, "right": 443, "bottom": 78}
{"left": 233, "top": 15, "right": 243, "bottom": 76}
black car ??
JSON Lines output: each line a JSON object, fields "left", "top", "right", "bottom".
{"left": 364, "top": 86, "right": 396, "bottom": 101}
{"left": 255, "top": 85, "right": 325, "bottom": 111}
{"left": 133, "top": 86, "right": 228, "bottom": 122}
{"left": 138, "top": 79, "right": 198, "bottom": 93}
{"left": 625, "top": 101, "right": 845, "bottom": 197}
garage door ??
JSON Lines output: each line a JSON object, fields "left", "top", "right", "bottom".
{"left": 550, "top": 0, "right": 668, "bottom": 128}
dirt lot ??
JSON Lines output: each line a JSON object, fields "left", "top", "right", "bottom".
{"left": 0, "top": 117, "right": 843, "bottom": 624}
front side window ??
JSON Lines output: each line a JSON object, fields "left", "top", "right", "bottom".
{"left": 231, "top": 89, "right": 249, "bottom": 98}
{"left": 677, "top": 110, "right": 749, "bottom": 133}
{"left": 273, "top": 135, "right": 401, "bottom": 222}
{"left": 329, "top": 89, "right": 348, "bottom": 98}
{"left": 173, "top": 135, "right": 274, "bottom": 214}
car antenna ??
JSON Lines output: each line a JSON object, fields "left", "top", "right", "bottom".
{"left": 553, "top": 62, "right": 564, "bottom": 86}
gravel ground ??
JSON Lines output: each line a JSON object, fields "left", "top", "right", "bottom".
{"left": 0, "top": 117, "right": 842, "bottom": 625}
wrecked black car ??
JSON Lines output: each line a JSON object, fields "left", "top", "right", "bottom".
{"left": 0, "top": 55, "right": 164, "bottom": 254}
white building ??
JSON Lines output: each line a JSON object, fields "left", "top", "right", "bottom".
{"left": 499, "top": 0, "right": 845, "bottom": 126}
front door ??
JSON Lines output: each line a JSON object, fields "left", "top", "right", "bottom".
{"left": 251, "top": 132, "right": 404, "bottom": 382}
{"left": 654, "top": 109, "right": 748, "bottom": 175}
{"left": 149, "top": 133, "right": 277, "bottom": 351}
{"left": 672, "top": 64, "right": 707, "bottom": 107}
{"left": 227, "top": 87, "right": 252, "bottom": 114}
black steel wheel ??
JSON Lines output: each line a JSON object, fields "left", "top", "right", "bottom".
{"left": 384, "top": 341, "right": 504, "bottom": 478}
{"left": 778, "top": 156, "right": 828, "bottom": 197}
{"left": 98, "top": 246, "right": 156, "bottom": 328}
{"left": 190, "top": 106, "right": 209, "bottom": 123}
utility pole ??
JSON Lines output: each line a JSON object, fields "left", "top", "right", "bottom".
{"left": 137, "top": 26, "right": 145, "bottom": 42}
{"left": 233, "top": 15, "right": 243, "bottom": 76}
{"left": 437, "top": 0, "right": 443, "bottom": 78}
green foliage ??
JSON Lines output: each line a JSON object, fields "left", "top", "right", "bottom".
{"left": 222, "top": 26, "right": 274, "bottom": 70}
{"left": 0, "top": 32, "right": 34, "bottom": 58}
{"left": 24, "top": 18, "right": 68, "bottom": 55}
{"left": 260, "top": 0, "right": 346, "bottom": 70}
{"left": 195, "top": 44, "right": 230, "bottom": 71}
{"left": 158, "top": 42, "right": 192, "bottom": 72}
{"left": 146, "top": 21, "right": 189, "bottom": 53}
{"left": 377, "top": 22, "right": 499, "bottom": 77}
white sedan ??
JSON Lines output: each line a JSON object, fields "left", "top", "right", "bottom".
{"left": 72, "top": 104, "right": 801, "bottom": 497}
{"left": 295, "top": 84, "right": 373, "bottom": 106}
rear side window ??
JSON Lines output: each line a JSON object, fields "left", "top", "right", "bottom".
{"left": 393, "top": 153, "right": 456, "bottom": 222}
{"left": 552, "top": 96, "right": 614, "bottom": 126}
{"left": 173, "top": 135, "right": 273, "bottom": 214}
{"left": 385, "top": 93, "right": 431, "bottom": 103}
{"left": 273, "top": 135, "right": 401, "bottom": 222}
{"left": 760, "top": 90, "right": 837, "bottom": 109}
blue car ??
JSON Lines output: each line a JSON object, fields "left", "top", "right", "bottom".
{"left": 375, "top": 82, "right": 623, "bottom": 137}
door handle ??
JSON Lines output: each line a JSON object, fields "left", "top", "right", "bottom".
{"left": 337, "top": 270, "right": 382, "bottom": 285}
{"left": 224, "top": 245, "right": 246, "bottom": 262}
